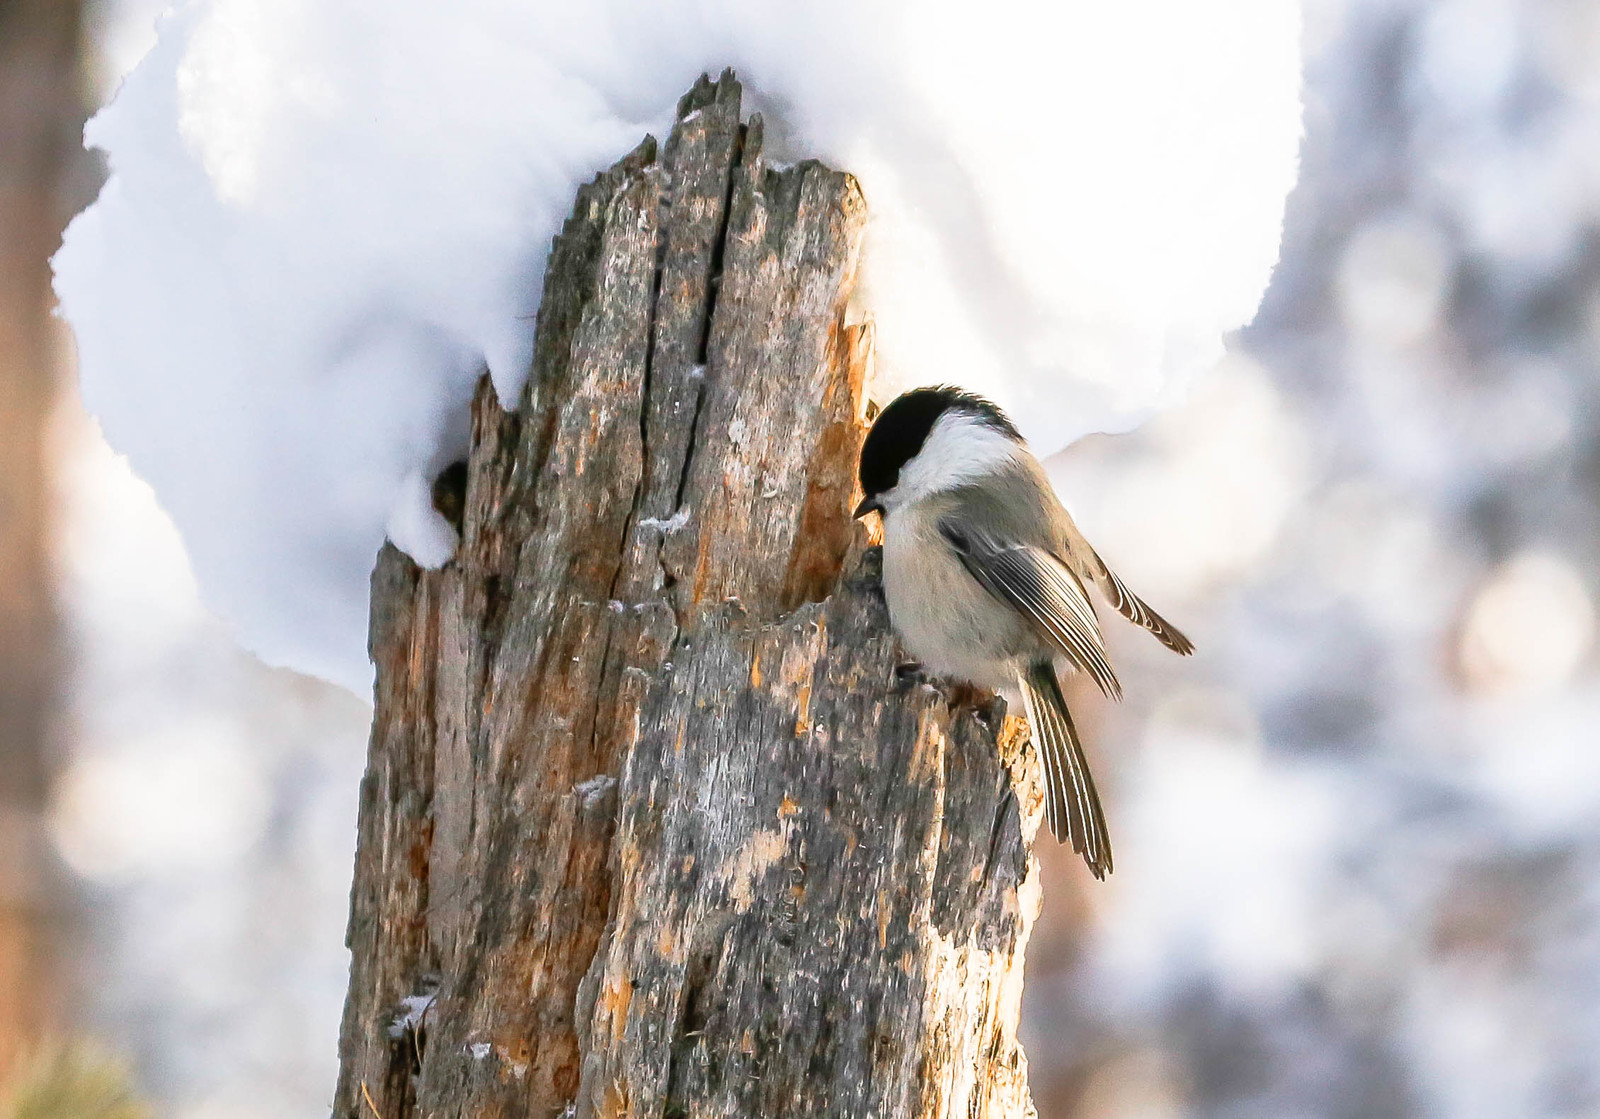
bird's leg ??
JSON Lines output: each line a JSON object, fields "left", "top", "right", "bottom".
{"left": 944, "top": 680, "right": 991, "bottom": 710}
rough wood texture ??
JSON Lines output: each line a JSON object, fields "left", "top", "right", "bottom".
{"left": 336, "top": 73, "right": 1044, "bottom": 1119}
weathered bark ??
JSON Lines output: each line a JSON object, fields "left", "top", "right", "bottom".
{"left": 336, "top": 73, "right": 1043, "bottom": 1119}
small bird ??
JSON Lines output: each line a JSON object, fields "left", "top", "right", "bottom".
{"left": 854, "top": 386, "right": 1193, "bottom": 878}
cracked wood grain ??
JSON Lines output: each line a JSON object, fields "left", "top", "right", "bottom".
{"left": 334, "top": 72, "right": 1045, "bottom": 1119}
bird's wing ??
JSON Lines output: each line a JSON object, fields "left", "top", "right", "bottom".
{"left": 1018, "top": 660, "right": 1112, "bottom": 877}
{"left": 939, "top": 519, "right": 1121, "bottom": 700}
{"left": 1084, "top": 550, "right": 1195, "bottom": 656}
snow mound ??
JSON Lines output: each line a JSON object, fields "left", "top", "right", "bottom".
{"left": 54, "top": 0, "right": 1303, "bottom": 694}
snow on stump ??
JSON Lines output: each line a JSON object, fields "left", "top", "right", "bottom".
{"left": 335, "top": 74, "right": 1043, "bottom": 1119}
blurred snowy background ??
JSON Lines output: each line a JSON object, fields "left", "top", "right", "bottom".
{"left": 2, "top": 0, "right": 1599, "bottom": 1116}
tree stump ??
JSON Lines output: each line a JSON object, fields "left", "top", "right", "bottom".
{"left": 335, "top": 72, "right": 1043, "bottom": 1119}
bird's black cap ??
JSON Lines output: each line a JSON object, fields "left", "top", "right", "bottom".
{"left": 854, "top": 386, "right": 1020, "bottom": 517}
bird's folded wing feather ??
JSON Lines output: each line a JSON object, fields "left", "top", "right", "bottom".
{"left": 939, "top": 520, "right": 1122, "bottom": 700}
{"left": 1085, "top": 551, "right": 1195, "bottom": 656}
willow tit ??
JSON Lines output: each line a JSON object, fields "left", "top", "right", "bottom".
{"left": 854, "top": 386, "right": 1193, "bottom": 879}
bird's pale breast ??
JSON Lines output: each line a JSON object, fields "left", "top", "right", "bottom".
{"left": 880, "top": 499, "right": 1029, "bottom": 691}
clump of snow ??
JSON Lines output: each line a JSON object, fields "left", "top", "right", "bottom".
{"left": 637, "top": 509, "right": 692, "bottom": 534}
{"left": 387, "top": 990, "right": 436, "bottom": 1040}
{"left": 54, "top": 0, "right": 1303, "bottom": 693}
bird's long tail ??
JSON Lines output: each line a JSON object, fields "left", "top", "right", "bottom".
{"left": 1018, "top": 660, "right": 1113, "bottom": 878}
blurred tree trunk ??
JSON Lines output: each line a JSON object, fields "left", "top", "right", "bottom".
{"left": 336, "top": 73, "right": 1043, "bottom": 1119}
{"left": 0, "top": 0, "right": 85, "bottom": 1084}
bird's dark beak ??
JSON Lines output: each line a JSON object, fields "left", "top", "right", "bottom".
{"left": 852, "top": 497, "right": 881, "bottom": 520}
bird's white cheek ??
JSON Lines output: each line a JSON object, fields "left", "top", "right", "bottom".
{"left": 893, "top": 413, "right": 1023, "bottom": 506}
